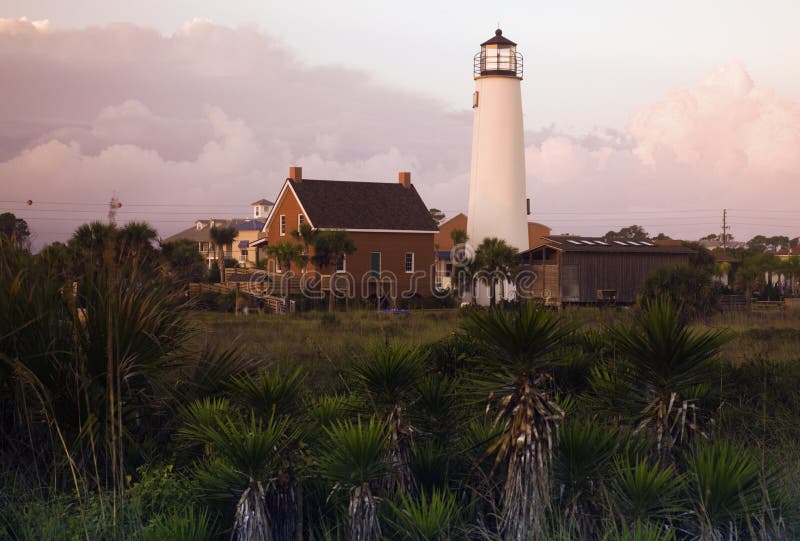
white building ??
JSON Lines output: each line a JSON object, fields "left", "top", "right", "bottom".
{"left": 466, "top": 29, "right": 530, "bottom": 305}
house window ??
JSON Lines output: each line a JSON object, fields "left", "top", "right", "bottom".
{"left": 404, "top": 252, "right": 414, "bottom": 273}
{"left": 255, "top": 207, "right": 260, "bottom": 217}
{"left": 336, "top": 254, "right": 346, "bottom": 273}
{"left": 298, "top": 214, "right": 305, "bottom": 229}
{"left": 280, "top": 215, "right": 286, "bottom": 236}
{"left": 370, "top": 252, "right": 381, "bottom": 278}
{"left": 240, "top": 250, "right": 248, "bottom": 262}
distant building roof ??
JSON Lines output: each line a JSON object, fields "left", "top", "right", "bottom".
{"left": 523, "top": 235, "right": 696, "bottom": 255}
{"left": 236, "top": 219, "right": 266, "bottom": 231}
{"left": 164, "top": 218, "right": 265, "bottom": 243}
{"left": 251, "top": 199, "right": 274, "bottom": 206}
{"left": 286, "top": 178, "right": 438, "bottom": 232}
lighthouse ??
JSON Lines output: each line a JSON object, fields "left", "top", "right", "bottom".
{"left": 466, "top": 29, "right": 529, "bottom": 253}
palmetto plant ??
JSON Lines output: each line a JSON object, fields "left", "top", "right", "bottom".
{"left": 686, "top": 441, "right": 769, "bottom": 540}
{"left": 353, "top": 343, "right": 424, "bottom": 494}
{"left": 227, "top": 368, "right": 305, "bottom": 420}
{"left": 385, "top": 488, "right": 460, "bottom": 540}
{"left": 465, "top": 303, "right": 572, "bottom": 540}
{"left": 601, "top": 522, "right": 676, "bottom": 541}
{"left": 179, "top": 403, "right": 294, "bottom": 541}
{"left": 553, "top": 420, "right": 621, "bottom": 533}
{"left": 317, "top": 418, "right": 388, "bottom": 541}
{"left": 605, "top": 298, "right": 728, "bottom": 459}
{"left": 609, "top": 457, "right": 685, "bottom": 526}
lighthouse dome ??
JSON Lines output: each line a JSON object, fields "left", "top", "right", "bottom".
{"left": 475, "top": 28, "right": 522, "bottom": 79}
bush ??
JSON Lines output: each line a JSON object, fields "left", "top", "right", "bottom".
{"left": 193, "top": 290, "right": 236, "bottom": 312}
{"left": 639, "top": 265, "right": 720, "bottom": 320}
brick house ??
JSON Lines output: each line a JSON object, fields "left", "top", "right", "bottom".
{"left": 260, "top": 167, "right": 439, "bottom": 299}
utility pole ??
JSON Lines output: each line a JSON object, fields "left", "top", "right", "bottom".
{"left": 721, "top": 208, "right": 730, "bottom": 250}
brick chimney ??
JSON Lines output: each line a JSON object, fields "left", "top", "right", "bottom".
{"left": 398, "top": 171, "right": 411, "bottom": 189}
{"left": 289, "top": 166, "right": 302, "bottom": 183}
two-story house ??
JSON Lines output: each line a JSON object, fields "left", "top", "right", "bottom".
{"left": 261, "top": 166, "right": 438, "bottom": 298}
{"left": 164, "top": 199, "right": 273, "bottom": 268}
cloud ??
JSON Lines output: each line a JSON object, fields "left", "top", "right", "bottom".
{"left": 0, "top": 19, "right": 471, "bottom": 246}
{"left": 0, "top": 17, "right": 798, "bottom": 247}
{"left": 526, "top": 62, "right": 800, "bottom": 238}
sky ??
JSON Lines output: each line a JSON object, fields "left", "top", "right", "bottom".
{"left": 1, "top": 1, "right": 800, "bottom": 248}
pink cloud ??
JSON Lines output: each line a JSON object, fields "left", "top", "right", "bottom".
{"left": 1, "top": 17, "right": 798, "bottom": 246}
{"left": 526, "top": 63, "right": 800, "bottom": 239}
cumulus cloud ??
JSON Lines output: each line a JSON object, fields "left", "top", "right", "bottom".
{"left": 0, "top": 18, "right": 471, "bottom": 246}
{"left": 1, "top": 16, "right": 799, "bottom": 246}
{"left": 526, "top": 62, "right": 800, "bottom": 238}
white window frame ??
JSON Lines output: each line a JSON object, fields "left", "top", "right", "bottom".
{"left": 298, "top": 214, "right": 305, "bottom": 229}
{"left": 335, "top": 254, "right": 346, "bottom": 273}
{"left": 404, "top": 252, "right": 414, "bottom": 273}
{"left": 279, "top": 215, "right": 286, "bottom": 236}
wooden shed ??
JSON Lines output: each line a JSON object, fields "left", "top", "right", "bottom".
{"left": 518, "top": 236, "right": 695, "bottom": 305}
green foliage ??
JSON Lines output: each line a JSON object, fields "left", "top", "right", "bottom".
{"left": 603, "top": 298, "right": 728, "bottom": 457}
{"left": 317, "top": 418, "right": 388, "bottom": 487}
{"left": 609, "top": 458, "right": 684, "bottom": 524}
{"left": 161, "top": 238, "right": 207, "bottom": 284}
{"left": 686, "top": 441, "right": 766, "bottom": 537}
{"left": 473, "top": 237, "right": 519, "bottom": 307}
{"left": 604, "top": 225, "right": 649, "bottom": 242}
{"left": 142, "top": 505, "right": 218, "bottom": 541}
{"left": 639, "top": 264, "right": 719, "bottom": 320}
{"left": 227, "top": 367, "right": 305, "bottom": 420}
{"left": 0, "top": 212, "right": 31, "bottom": 250}
{"left": 601, "top": 522, "right": 676, "bottom": 541}
{"left": 384, "top": 489, "right": 459, "bottom": 540}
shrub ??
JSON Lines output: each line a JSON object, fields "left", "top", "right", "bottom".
{"left": 639, "top": 264, "right": 720, "bottom": 320}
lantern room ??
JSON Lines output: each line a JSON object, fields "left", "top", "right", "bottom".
{"left": 474, "top": 28, "right": 523, "bottom": 79}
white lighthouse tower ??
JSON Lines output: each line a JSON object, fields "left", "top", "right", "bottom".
{"left": 467, "top": 29, "right": 529, "bottom": 253}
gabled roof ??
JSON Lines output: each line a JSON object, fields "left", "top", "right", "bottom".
{"left": 251, "top": 198, "right": 274, "bottom": 206}
{"left": 523, "top": 235, "right": 696, "bottom": 255}
{"left": 268, "top": 178, "right": 439, "bottom": 233}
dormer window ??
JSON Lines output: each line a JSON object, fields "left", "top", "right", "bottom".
{"left": 196, "top": 221, "right": 203, "bottom": 230}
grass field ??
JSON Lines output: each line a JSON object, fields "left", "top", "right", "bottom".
{"left": 196, "top": 306, "right": 800, "bottom": 372}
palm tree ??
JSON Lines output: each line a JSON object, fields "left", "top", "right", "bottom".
{"left": 734, "top": 261, "right": 764, "bottom": 308}
{"left": 291, "top": 222, "right": 318, "bottom": 271}
{"left": 266, "top": 241, "right": 306, "bottom": 277}
{"left": 69, "top": 221, "right": 118, "bottom": 270}
{"left": 117, "top": 221, "right": 158, "bottom": 263}
{"left": 465, "top": 303, "right": 573, "bottom": 539}
{"left": 317, "top": 418, "right": 388, "bottom": 541}
{"left": 311, "top": 230, "right": 356, "bottom": 312}
{"left": 474, "top": 237, "right": 518, "bottom": 307}
{"left": 604, "top": 298, "right": 728, "bottom": 460}
{"left": 353, "top": 343, "right": 424, "bottom": 494}
{"left": 209, "top": 224, "right": 237, "bottom": 283}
